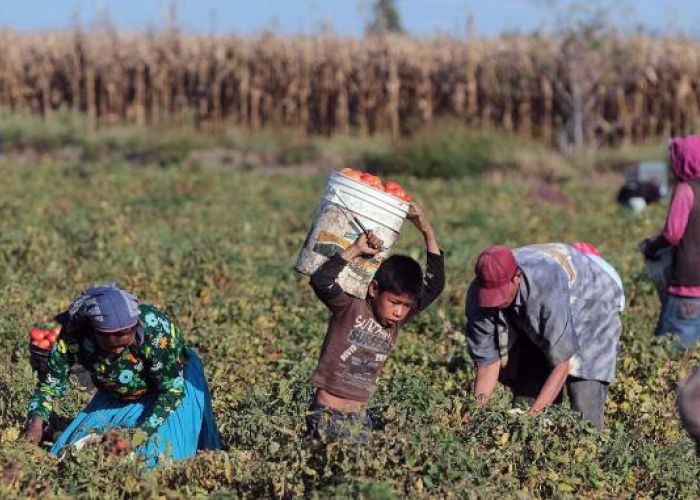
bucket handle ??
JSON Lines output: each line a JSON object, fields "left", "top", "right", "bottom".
{"left": 330, "top": 188, "right": 370, "bottom": 236}
{"left": 329, "top": 188, "right": 388, "bottom": 252}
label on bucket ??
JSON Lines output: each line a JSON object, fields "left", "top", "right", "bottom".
{"left": 312, "top": 230, "right": 352, "bottom": 257}
{"left": 313, "top": 230, "right": 383, "bottom": 278}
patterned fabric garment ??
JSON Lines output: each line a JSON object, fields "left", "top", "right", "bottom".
{"left": 28, "top": 304, "right": 187, "bottom": 436}
{"left": 466, "top": 244, "right": 625, "bottom": 383}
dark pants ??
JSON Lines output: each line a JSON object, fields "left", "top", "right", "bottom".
{"left": 306, "top": 401, "right": 372, "bottom": 442}
{"left": 500, "top": 335, "right": 609, "bottom": 429}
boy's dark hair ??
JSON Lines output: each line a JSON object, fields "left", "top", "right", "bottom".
{"left": 373, "top": 255, "right": 423, "bottom": 298}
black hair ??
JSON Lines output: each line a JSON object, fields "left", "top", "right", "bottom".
{"left": 373, "top": 254, "right": 423, "bottom": 298}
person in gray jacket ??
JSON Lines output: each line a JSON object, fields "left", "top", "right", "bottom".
{"left": 465, "top": 243, "right": 625, "bottom": 429}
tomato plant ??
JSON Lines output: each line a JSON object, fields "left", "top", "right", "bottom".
{"left": 0, "top": 159, "right": 697, "bottom": 497}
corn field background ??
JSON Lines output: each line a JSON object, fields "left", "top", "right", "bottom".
{"left": 1, "top": 28, "right": 700, "bottom": 151}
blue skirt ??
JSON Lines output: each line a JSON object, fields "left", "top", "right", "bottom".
{"left": 51, "top": 349, "right": 221, "bottom": 468}
{"left": 655, "top": 293, "right": 700, "bottom": 349}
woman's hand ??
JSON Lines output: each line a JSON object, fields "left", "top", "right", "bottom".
{"left": 23, "top": 416, "right": 44, "bottom": 445}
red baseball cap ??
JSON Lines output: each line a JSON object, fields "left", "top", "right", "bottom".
{"left": 474, "top": 245, "right": 518, "bottom": 308}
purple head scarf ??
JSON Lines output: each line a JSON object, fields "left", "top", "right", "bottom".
{"left": 67, "top": 282, "right": 140, "bottom": 332}
{"left": 669, "top": 136, "right": 700, "bottom": 182}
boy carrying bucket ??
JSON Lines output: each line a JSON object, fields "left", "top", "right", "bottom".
{"left": 307, "top": 202, "right": 444, "bottom": 440}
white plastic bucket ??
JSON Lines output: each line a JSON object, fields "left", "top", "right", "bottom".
{"left": 295, "top": 171, "right": 410, "bottom": 298}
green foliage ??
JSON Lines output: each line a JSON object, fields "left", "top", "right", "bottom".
{"left": 572, "top": 141, "right": 668, "bottom": 172}
{"left": 0, "top": 108, "right": 84, "bottom": 150}
{"left": 0, "top": 109, "right": 575, "bottom": 178}
{"left": 0, "top": 158, "right": 697, "bottom": 497}
{"left": 0, "top": 111, "right": 384, "bottom": 171}
{"left": 366, "top": 121, "right": 568, "bottom": 179}
{"left": 367, "top": 0, "right": 404, "bottom": 35}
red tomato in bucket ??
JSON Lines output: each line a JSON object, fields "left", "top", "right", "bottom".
{"left": 30, "top": 328, "right": 46, "bottom": 342}
{"left": 339, "top": 169, "right": 414, "bottom": 201}
{"left": 386, "top": 187, "right": 405, "bottom": 199}
{"left": 382, "top": 180, "right": 413, "bottom": 203}
{"left": 339, "top": 167, "right": 362, "bottom": 181}
{"left": 47, "top": 325, "right": 61, "bottom": 344}
{"left": 360, "top": 173, "right": 384, "bottom": 189}
{"left": 383, "top": 181, "right": 406, "bottom": 200}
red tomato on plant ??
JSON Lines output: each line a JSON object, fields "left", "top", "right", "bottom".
{"left": 36, "top": 339, "right": 51, "bottom": 350}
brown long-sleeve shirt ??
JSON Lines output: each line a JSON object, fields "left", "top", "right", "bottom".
{"left": 309, "top": 251, "right": 445, "bottom": 402}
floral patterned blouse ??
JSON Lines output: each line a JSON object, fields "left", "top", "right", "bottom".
{"left": 28, "top": 304, "right": 187, "bottom": 436}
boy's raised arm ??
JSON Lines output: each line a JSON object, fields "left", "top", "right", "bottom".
{"left": 408, "top": 202, "right": 445, "bottom": 311}
{"left": 310, "top": 232, "right": 384, "bottom": 312}
{"left": 408, "top": 202, "right": 440, "bottom": 255}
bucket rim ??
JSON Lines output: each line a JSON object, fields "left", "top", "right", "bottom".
{"left": 329, "top": 171, "right": 411, "bottom": 210}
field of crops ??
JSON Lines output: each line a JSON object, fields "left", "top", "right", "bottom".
{"left": 3, "top": 29, "right": 700, "bottom": 147}
{"left": 0, "top": 158, "right": 698, "bottom": 497}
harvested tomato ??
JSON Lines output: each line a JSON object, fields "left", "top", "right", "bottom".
{"left": 386, "top": 186, "right": 404, "bottom": 198}
{"left": 383, "top": 181, "right": 406, "bottom": 199}
{"left": 36, "top": 339, "right": 51, "bottom": 350}
{"left": 340, "top": 168, "right": 362, "bottom": 181}
{"left": 337, "top": 169, "right": 412, "bottom": 202}
{"left": 382, "top": 181, "right": 413, "bottom": 202}
{"left": 360, "top": 173, "right": 384, "bottom": 189}
{"left": 30, "top": 328, "right": 46, "bottom": 342}
{"left": 114, "top": 437, "right": 128, "bottom": 454}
